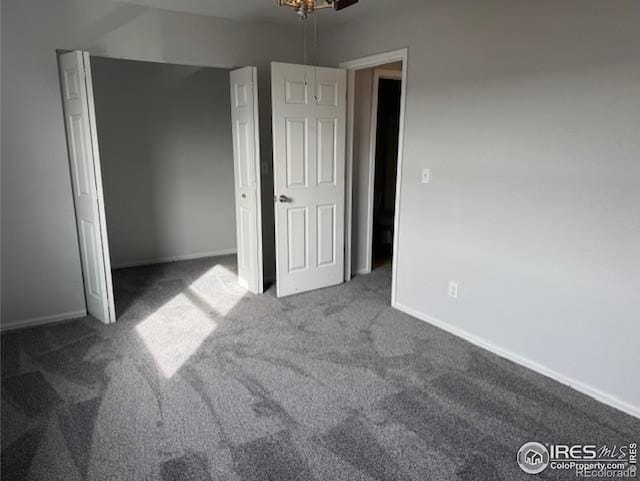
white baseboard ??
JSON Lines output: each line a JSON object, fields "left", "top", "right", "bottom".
{"left": 111, "top": 249, "right": 237, "bottom": 269}
{"left": 393, "top": 301, "right": 640, "bottom": 420}
{"left": 1, "top": 309, "right": 88, "bottom": 333}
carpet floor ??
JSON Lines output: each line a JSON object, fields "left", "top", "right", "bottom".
{"left": 2, "top": 255, "right": 638, "bottom": 481}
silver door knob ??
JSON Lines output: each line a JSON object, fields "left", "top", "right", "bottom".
{"left": 278, "top": 194, "right": 292, "bottom": 203}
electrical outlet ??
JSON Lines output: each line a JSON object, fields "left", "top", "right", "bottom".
{"left": 448, "top": 281, "right": 459, "bottom": 299}
{"left": 422, "top": 168, "right": 431, "bottom": 184}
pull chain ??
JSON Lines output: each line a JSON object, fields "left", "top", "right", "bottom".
{"left": 301, "top": 14, "right": 320, "bottom": 100}
{"left": 313, "top": 14, "right": 318, "bottom": 101}
{"left": 302, "top": 14, "right": 319, "bottom": 66}
{"left": 303, "top": 19, "right": 308, "bottom": 65}
{"left": 314, "top": 14, "right": 318, "bottom": 66}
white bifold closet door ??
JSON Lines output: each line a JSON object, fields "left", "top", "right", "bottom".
{"left": 230, "top": 66, "right": 264, "bottom": 294}
{"left": 58, "top": 50, "right": 115, "bottom": 323}
{"left": 271, "top": 63, "right": 347, "bottom": 297}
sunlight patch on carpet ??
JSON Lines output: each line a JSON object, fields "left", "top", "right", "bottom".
{"left": 135, "top": 295, "right": 218, "bottom": 378}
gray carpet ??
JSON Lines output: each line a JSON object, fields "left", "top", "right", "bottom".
{"left": 1, "top": 255, "right": 638, "bottom": 481}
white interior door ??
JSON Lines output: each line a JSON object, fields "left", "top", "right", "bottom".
{"left": 230, "top": 66, "right": 264, "bottom": 294}
{"left": 59, "top": 51, "right": 115, "bottom": 323}
{"left": 271, "top": 62, "right": 347, "bottom": 297}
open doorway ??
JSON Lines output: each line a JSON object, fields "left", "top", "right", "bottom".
{"left": 58, "top": 51, "right": 264, "bottom": 323}
{"left": 341, "top": 50, "right": 407, "bottom": 305}
{"left": 91, "top": 57, "right": 240, "bottom": 320}
{"left": 371, "top": 69, "right": 402, "bottom": 270}
{"left": 91, "top": 57, "right": 237, "bottom": 271}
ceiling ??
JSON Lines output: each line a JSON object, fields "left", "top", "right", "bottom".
{"left": 113, "top": 0, "right": 401, "bottom": 28}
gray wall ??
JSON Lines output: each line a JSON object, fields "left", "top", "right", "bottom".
{"left": 92, "top": 57, "right": 235, "bottom": 268}
{"left": 1, "top": 0, "right": 301, "bottom": 327}
{"left": 323, "top": 0, "right": 640, "bottom": 413}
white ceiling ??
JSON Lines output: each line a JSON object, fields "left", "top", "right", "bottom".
{"left": 113, "top": 0, "right": 401, "bottom": 28}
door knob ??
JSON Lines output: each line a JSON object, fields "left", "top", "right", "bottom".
{"left": 278, "top": 194, "right": 292, "bottom": 203}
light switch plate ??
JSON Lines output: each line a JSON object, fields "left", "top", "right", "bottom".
{"left": 448, "top": 281, "right": 459, "bottom": 299}
{"left": 422, "top": 168, "right": 431, "bottom": 184}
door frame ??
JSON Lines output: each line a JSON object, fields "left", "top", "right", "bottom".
{"left": 340, "top": 48, "right": 408, "bottom": 307}
{"left": 362, "top": 68, "right": 403, "bottom": 275}
{"left": 84, "top": 52, "right": 117, "bottom": 323}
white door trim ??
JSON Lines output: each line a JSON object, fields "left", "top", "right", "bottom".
{"left": 250, "top": 67, "right": 265, "bottom": 294}
{"left": 340, "top": 49, "right": 408, "bottom": 308}
{"left": 340, "top": 49, "right": 408, "bottom": 71}
{"left": 362, "top": 68, "right": 403, "bottom": 274}
{"left": 344, "top": 70, "right": 356, "bottom": 282}
{"left": 84, "top": 51, "right": 116, "bottom": 323}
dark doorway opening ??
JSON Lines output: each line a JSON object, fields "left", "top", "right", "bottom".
{"left": 372, "top": 78, "right": 401, "bottom": 269}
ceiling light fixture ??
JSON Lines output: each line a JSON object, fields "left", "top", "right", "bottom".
{"left": 278, "top": 0, "right": 359, "bottom": 20}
